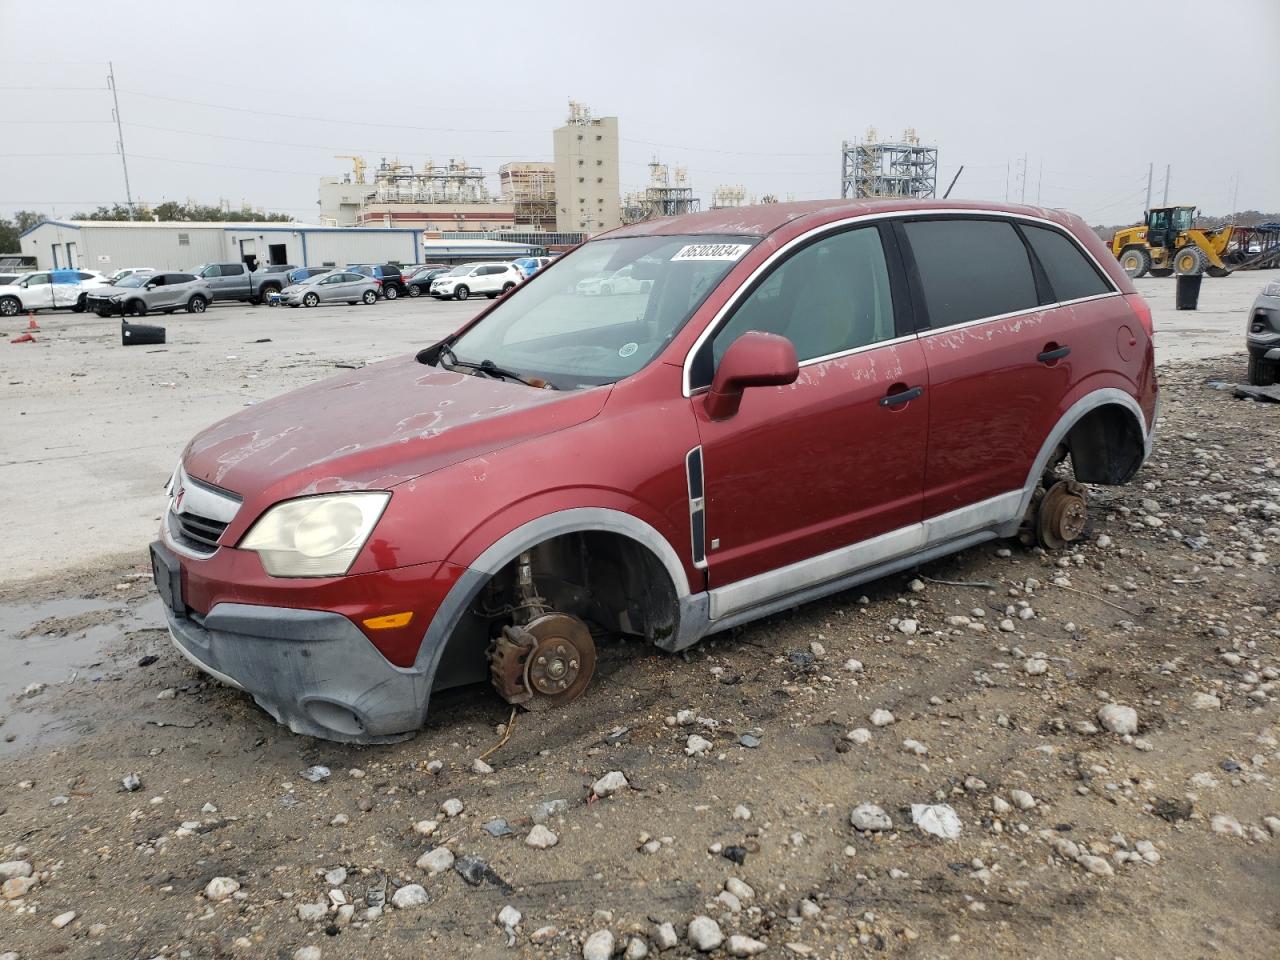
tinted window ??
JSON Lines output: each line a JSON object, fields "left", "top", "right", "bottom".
{"left": 220, "top": 263, "right": 245, "bottom": 276}
{"left": 712, "top": 226, "right": 896, "bottom": 368}
{"left": 149, "top": 275, "right": 167, "bottom": 287}
{"left": 76, "top": 272, "right": 95, "bottom": 281}
{"left": 170, "top": 273, "right": 196, "bottom": 284}
{"left": 903, "top": 219, "right": 1039, "bottom": 328}
{"left": 1022, "top": 225, "right": 1111, "bottom": 302}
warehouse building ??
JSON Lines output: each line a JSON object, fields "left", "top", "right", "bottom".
{"left": 20, "top": 220, "right": 426, "bottom": 272}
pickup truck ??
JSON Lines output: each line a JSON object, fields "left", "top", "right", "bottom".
{"left": 188, "top": 262, "right": 297, "bottom": 304}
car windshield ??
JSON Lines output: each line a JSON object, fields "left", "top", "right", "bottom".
{"left": 117, "top": 274, "right": 149, "bottom": 288}
{"left": 448, "top": 234, "right": 757, "bottom": 389}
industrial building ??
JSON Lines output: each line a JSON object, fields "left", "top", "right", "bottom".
{"left": 318, "top": 157, "right": 517, "bottom": 232}
{"left": 499, "top": 162, "right": 557, "bottom": 232}
{"left": 553, "top": 102, "right": 621, "bottom": 234}
{"left": 621, "top": 161, "right": 700, "bottom": 223}
{"left": 21, "top": 219, "right": 429, "bottom": 272}
{"left": 841, "top": 128, "right": 938, "bottom": 200}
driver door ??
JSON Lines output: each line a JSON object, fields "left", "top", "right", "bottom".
{"left": 690, "top": 224, "right": 930, "bottom": 613}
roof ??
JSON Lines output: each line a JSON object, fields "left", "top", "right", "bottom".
{"left": 19, "top": 219, "right": 428, "bottom": 239}
{"left": 605, "top": 197, "right": 1080, "bottom": 239}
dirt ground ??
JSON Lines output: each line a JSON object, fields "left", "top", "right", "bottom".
{"left": 1, "top": 353, "right": 1277, "bottom": 960}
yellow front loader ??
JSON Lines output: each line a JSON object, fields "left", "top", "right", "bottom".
{"left": 1110, "top": 205, "right": 1234, "bottom": 278}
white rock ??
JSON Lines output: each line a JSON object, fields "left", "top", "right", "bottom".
{"left": 1077, "top": 854, "right": 1114, "bottom": 877}
{"left": 296, "top": 902, "right": 327, "bottom": 922}
{"left": 902, "top": 738, "right": 928, "bottom": 756}
{"left": 583, "top": 929, "right": 615, "bottom": 960}
{"left": 998, "top": 619, "right": 1016, "bottom": 632}
{"left": 293, "top": 948, "right": 322, "bottom": 960}
{"left": 850, "top": 803, "right": 893, "bottom": 832}
{"left": 843, "top": 658, "right": 864, "bottom": 673}
{"left": 846, "top": 727, "right": 872, "bottom": 745}
{"left": 898, "top": 619, "right": 919, "bottom": 635}
{"left": 687, "top": 916, "right": 724, "bottom": 951}
{"left": 472, "top": 758, "right": 495, "bottom": 775}
{"left": 416, "top": 847, "right": 454, "bottom": 874}
{"left": 413, "top": 819, "right": 439, "bottom": 836}
{"left": 329, "top": 813, "right": 349, "bottom": 827}
{"left": 0, "top": 861, "right": 33, "bottom": 881}
{"left": 725, "top": 877, "right": 755, "bottom": 901}
{"left": 440, "top": 798, "right": 464, "bottom": 817}
{"left": 727, "top": 935, "right": 768, "bottom": 956}
{"left": 685, "top": 734, "right": 713, "bottom": 757}
{"left": 1190, "top": 692, "right": 1221, "bottom": 710}
{"left": 809, "top": 640, "right": 826, "bottom": 658}
{"left": 497, "top": 904, "right": 522, "bottom": 928}
{"left": 1024, "top": 658, "right": 1048, "bottom": 676}
{"left": 798, "top": 898, "right": 822, "bottom": 919}
{"left": 715, "top": 890, "right": 742, "bottom": 912}
{"left": 204, "top": 876, "right": 240, "bottom": 901}
{"left": 911, "top": 803, "right": 961, "bottom": 839}
{"left": 733, "top": 804, "right": 752, "bottom": 821}
{"left": 592, "top": 771, "right": 629, "bottom": 798}
{"left": 1009, "top": 789, "right": 1036, "bottom": 811}
{"left": 324, "top": 867, "right": 347, "bottom": 887}
{"left": 1097, "top": 703, "right": 1139, "bottom": 736}
{"left": 526, "top": 824, "right": 559, "bottom": 849}
{"left": 391, "top": 884, "right": 429, "bottom": 909}
{"left": 653, "top": 922, "right": 679, "bottom": 950}
{"left": 869, "top": 709, "right": 895, "bottom": 727}
{"left": 1211, "top": 813, "right": 1244, "bottom": 837}
{"left": 992, "top": 796, "right": 1011, "bottom": 815}
{"left": 624, "top": 937, "right": 649, "bottom": 960}
{"left": 531, "top": 926, "right": 560, "bottom": 944}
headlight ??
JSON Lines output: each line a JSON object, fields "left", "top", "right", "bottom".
{"left": 240, "top": 492, "right": 389, "bottom": 577}
{"left": 1264, "top": 281, "right": 1280, "bottom": 298}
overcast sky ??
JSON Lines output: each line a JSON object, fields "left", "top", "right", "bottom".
{"left": 2, "top": 0, "right": 1276, "bottom": 226}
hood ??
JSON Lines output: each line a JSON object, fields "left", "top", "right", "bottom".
{"left": 89, "top": 284, "right": 136, "bottom": 297}
{"left": 182, "top": 356, "right": 610, "bottom": 500}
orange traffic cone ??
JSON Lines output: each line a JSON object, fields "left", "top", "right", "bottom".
{"left": 9, "top": 332, "right": 36, "bottom": 343}
{"left": 26, "top": 312, "right": 39, "bottom": 331}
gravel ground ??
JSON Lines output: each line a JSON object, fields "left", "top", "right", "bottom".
{"left": 1, "top": 354, "right": 1277, "bottom": 960}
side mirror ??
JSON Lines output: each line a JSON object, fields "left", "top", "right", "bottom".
{"left": 704, "top": 331, "right": 799, "bottom": 420}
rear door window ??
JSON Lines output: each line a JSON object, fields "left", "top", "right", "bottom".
{"left": 1021, "top": 225, "right": 1113, "bottom": 302}
{"left": 903, "top": 218, "right": 1039, "bottom": 328}
{"left": 221, "top": 263, "right": 245, "bottom": 276}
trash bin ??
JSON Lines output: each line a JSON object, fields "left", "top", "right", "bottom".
{"left": 121, "top": 320, "right": 166, "bottom": 346}
{"left": 1175, "top": 273, "right": 1202, "bottom": 310}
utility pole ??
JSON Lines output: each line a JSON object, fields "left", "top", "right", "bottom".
{"left": 107, "top": 61, "right": 135, "bottom": 220}
{"left": 1036, "top": 158, "right": 1043, "bottom": 205}
{"left": 1020, "top": 153, "right": 1028, "bottom": 204}
{"left": 1004, "top": 160, "right": 1009, "bottom": 202}
{"left": 1162, "top": 164, "right": 1170, "bottom": 206}
{"left": 1230, "top": 174, "right": 1239, "bottom": 218}
{"left": 1144, "top": 162, "right": 1153, "bottom": 214}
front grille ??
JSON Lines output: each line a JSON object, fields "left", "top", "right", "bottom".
{"left": 174, "top": 510, "right": 228, "bottom": 550}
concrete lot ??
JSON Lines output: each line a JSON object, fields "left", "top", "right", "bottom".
{"left": 0, "top": 269, "right": 1274, "bottom": 581}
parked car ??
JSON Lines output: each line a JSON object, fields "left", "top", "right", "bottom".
{"left": 285, "top": 266, "right": 331, "bottom": 285}
{"left": 0, "top": 268, "right": 108, "bottom": 316}
{"left": 276, "top": 270, "right": 380, "bottom": 308}
{"left": 348, "top": 264, "right": 408, "bottom": 300}
{"left": 429, "top": 262, "right": 522, "bottom": 301}
{"left": 575, "top": 264, "right": 650, "bottom": 296}
{"left": 512, "top": 256, "right": 553, "bottom": 279}
{"left": 1247, "top": 279, "right": 1280, "bottom": 385}
{"left": 152, "top": 199, "right": 1157, "bottom": 743}
{"left": 107, "top": 267, "right": 156, "bottom": 284}
{"left": 405, "top": 266, "right": 451, "bottom": 297}
{"left": 188, "top": 262, "right": 297, "bottom": 304}
{"left": 86, "top": 272, "right": 212, "bottom": 317}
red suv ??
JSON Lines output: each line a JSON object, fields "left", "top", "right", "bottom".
{"left": 152, "top": 199, "right": 1158, "bottom": 742}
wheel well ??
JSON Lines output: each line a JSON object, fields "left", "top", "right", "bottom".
{"left": 430, "top": 530, "right": 680, "bottom": 691}
{"left": 1064, "top": 403, "right": 1146, "bottom": 485}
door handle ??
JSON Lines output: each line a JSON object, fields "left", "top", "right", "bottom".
{"left": 879, "top": 385, "right": 924, "bottom": 408}
{"left": 1037, "top": 344, "right": 1071, "bottom": 364}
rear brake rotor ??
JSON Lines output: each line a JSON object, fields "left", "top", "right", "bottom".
{"left": 1037, "top": 479, "right": 1088, "bottom": 549}
{"left": 521, "top": 612, "right": 596, "bottom": 710}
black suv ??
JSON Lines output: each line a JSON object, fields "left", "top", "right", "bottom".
{"left": 349, "top": 264, "right": 408, "bottom": 300}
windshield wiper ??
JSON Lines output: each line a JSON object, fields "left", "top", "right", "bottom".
{"left": 437, "top": 344, "right": 554, "bottom": 389}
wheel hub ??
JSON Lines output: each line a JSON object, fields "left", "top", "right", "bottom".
{"left": 1037, "top": 479, "right": 1088, "bottom": 549}
{"left": 486, "top": 612, "right": 596, "bottom": 710}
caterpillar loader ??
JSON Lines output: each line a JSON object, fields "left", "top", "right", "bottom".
{"left": 1110, "top": 205, "right": 1234, "bottom": 278}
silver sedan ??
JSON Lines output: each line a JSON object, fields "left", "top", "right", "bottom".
{"left": 276, "top": 270, "right": 380, "bottom": 308}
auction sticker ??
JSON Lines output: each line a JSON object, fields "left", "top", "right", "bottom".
{"left": 671, "top": 243, "right": 752, "bottom": 262}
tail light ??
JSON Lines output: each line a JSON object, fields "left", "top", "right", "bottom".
{"left": 373, "top": 278, "right": 383, "bottom": 287}
{"left": 1125, "top": 293, "right": 1154, "bottom": 338}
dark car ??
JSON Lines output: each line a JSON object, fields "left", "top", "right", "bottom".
{"left": 1248, "top": 279, "right": 1280, "bottom": 384}
{"left": 154, "top": 198, "right": 1157, "bottom": 744}
{"left": 349, "top": 264, "right": 407, "bottom": 300}
{"left": 406, "top": 267, "right": 451, "bottom": 297}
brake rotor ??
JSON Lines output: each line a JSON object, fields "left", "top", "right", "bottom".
{"left": 521, "top": 613, "right": 596, "bottom": 710}
{"left": 1037, "top": 479, "right": 1089, "bottom": 549}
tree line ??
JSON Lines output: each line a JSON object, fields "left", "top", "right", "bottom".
{"left": 1, "top": 202, "right": 293, "bottom": 252}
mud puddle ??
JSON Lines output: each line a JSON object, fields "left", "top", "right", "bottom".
{"left": 0, "top": 593, "right": 166, "bottom": 756}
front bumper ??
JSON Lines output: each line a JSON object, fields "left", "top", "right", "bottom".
{"left": 163, "top": 598, "right": 428, "bottom": 742}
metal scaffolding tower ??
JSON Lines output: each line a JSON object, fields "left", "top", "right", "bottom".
{"left": 841, "top": 128, "right": 938, "bottom": 200}
{"left": 621, "top": 161, "right": 701, "bottom": 223}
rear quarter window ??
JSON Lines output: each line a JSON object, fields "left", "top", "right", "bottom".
{"left": 903, "top": 218, "right": 1040, "bottom": 328}
{"left": 1022, "top": 225, "right": 1112, "bottom": 302}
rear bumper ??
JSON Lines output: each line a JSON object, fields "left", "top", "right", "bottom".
{"left": 164, "top": 600, "right": 429, "bottom": 743}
